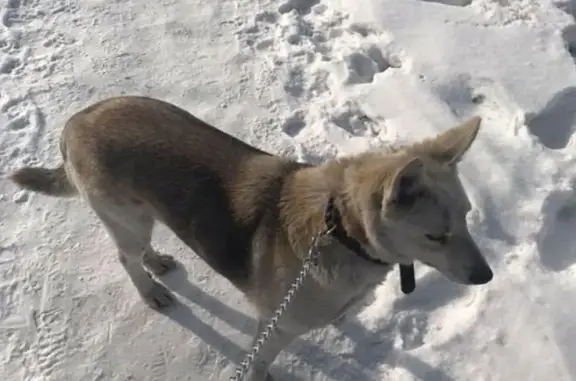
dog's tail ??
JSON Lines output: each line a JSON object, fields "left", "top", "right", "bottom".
{"left": 10, "top": 164, "right": 77, "bottom": 197}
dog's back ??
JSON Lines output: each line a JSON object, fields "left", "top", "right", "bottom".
{"left": 11, "top": 96, "right": 307, "bottom": 293}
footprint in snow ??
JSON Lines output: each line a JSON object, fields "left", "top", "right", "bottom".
{"left": 537, "top": 188, "right": 576, "bottom": 272}
{"left": 336, "top": 45, "right": 396, "bottom": 86}
{"left": 525, "top": 86, "right": 576, "bottom": 150}
{"left": 278, "top": 0, "right": 320, "bottom": 15}
{"left": 419, "top": 0, "right": 472, "bottom": 6}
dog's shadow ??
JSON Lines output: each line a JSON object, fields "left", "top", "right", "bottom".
{"left": 158, "top": 264, "right": 458, "bottom": 381}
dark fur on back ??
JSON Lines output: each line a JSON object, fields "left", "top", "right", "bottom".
{"left": 13, "top": 96, "right": 311, "bottom": 286}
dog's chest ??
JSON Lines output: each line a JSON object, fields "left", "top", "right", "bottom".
{"left": 273, "top": 275, "right": 379, "bottom": 334}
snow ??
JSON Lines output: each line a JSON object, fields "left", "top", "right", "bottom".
{"left": 2, "top": 0, "right": 576, "bottom": 379}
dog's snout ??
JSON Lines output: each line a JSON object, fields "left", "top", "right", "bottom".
{"left": 467, "top": 267, "right": 493, "bottom": 285}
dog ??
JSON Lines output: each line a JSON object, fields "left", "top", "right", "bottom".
{"left": 9, "top": 96, "right": 493, "bottom": 381}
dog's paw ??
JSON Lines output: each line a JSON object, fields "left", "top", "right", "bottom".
{"left": 144, "top": 253, "right": 178, "bottom": 276}
{"left": 141, "top": 281, "right": 174, "bottom": 310}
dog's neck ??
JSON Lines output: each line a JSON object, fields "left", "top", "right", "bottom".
{"left": 279, "top": 163, "right": 391, "bottom": 269}
{"left": 279, "top": 162, "right": 416, "bottom": 294}
{"left": 279, "top": 164, "right": 368, "bottom": 253}
{"left": 324, "top": 197, "right": 389, "bottom": 266}
{"left": 324, "top": 197, "right": 417, "bottom": 294}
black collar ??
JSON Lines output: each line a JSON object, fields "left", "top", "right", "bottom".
{"left": 324, "top": 197, "right": 416, "bottom": 295}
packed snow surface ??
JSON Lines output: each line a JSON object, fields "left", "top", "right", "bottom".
{"left": 2, "top": 0, "right": 576, "bottom": 380}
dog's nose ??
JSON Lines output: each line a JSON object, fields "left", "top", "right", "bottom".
{"left": 468, "top": 267, "right": 493, "bottom": 285}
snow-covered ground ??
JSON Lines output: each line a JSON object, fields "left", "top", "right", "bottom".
{"left": 2, "top": 0, "right": 576, "bottom": 379}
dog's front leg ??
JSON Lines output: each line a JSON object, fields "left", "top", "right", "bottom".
{"left": 244, "top": 317, "right": 297, "bottom": 381}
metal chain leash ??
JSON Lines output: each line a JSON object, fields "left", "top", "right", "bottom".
{"left": 229, "top": 226, "right": 334, "bottom": 381}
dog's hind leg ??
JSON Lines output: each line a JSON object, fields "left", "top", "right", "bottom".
{"left": 87, "top": 196, "right": 174, "bottom": 310}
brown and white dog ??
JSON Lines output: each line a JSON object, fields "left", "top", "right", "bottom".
{"left": 10, "top": 96, "right": 493, "bottom": 381}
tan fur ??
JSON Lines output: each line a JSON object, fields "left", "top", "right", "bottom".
{"left": 10, "top": 165, "right": 76, "bottom": 197}
{"left": 10, "top": 96, "right": 490, "bottom": 381}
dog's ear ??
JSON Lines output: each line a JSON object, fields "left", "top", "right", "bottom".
{"left": 385, "top": 156, "right": 424, "bottom": 208}
{"left": 427, "top": 116, "right": 482, "bottom": 165}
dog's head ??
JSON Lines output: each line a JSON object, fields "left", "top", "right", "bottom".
{"left": 358, "top": 116, "right": 492, "bottom": 285}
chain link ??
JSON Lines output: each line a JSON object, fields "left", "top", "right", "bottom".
{"left": 229, "top": 227, "right": 333, "bottom": 381}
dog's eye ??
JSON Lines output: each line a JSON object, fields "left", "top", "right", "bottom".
{"left": 394, "top": 192, "right": 417, "bottom": 207}
{"left": 425, "top": 233, "right": 448, "bottom": 244}
{"left": 394, "top": 189, "right": 426, "bottom": 208}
